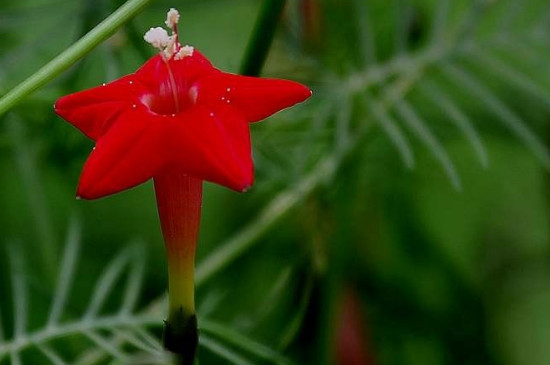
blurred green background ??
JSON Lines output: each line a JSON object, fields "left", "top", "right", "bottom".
{"left": 2, "top": 0, "right": 550, "bottom": 364}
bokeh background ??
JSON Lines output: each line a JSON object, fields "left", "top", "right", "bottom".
{"left": 2, "top": 0, "right": 550, "bottom": 364}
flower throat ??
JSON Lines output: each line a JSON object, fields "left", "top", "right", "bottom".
{"left": 164, "top": 61, "right": 180, "bottom": 113}
{"left": 143, "top": 8, "right": 195, "bottom": 115}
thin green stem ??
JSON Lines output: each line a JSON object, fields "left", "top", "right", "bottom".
{"left": 240, "top": 0, "right": 287, "bottom": 76}
{"left": 0, "top": 0, "right": 151, "bottom": 118}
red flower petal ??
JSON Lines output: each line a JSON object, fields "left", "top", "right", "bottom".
{"left": 55, "top": 52, "right": 216, "bottom": 140}
{"left": 54, "top": 75, "right": 144, "bottom": 141}
{"left": 193, "top": 72, "right": 312, "bottom": 122}
{"left": 168, "top": 104, "right": 253, "bottom": 191}
{"left": 76, "top": 107, "right": 168, "bottom": 199}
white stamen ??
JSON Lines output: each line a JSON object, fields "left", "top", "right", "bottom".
{"left": 174, "top": 45, "right": 194, "bottom": 60}
{"left": 144, "top": 27, "right": 170, "bottom": 50}
{"left": 144, "top": 8, "right": 192, "bottom": 61}
{"left": 162, "top": 35, "right": 177, "bottom": 59}
{"left": 165, "top": 8, "right": 180, "bottom": 29}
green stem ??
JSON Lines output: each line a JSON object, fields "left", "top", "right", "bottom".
{"left": 240, "top": 0, "right": 287, "bottom": 76}
{"left": 0, "top": 0, "right": 151, "bottom": 118}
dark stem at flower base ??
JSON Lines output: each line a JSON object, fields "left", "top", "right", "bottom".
{"left": 163, "top": 307, "right": 198, "bottom": 365}
{"left": 154, "top": 172, "right": 203, "bottom": 364}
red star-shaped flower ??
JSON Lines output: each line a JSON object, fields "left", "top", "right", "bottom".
{"left": 55, "top": 19, "right": 310, "bottom": 200}
{"left": 55, "top": 10, "right": 311, "bottom": 358}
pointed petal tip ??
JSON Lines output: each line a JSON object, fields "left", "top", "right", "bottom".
{"left": 76, "top": 170, "right": 114, "bottom": 200}
{"left": 287, "top": 83, "right": 313, "bottom": 107}
{"left": 227, "top": 173, "right": 254, "bottom": 193}
{"left": 242, "top": 79, "right": 311, "bottom": 122}
{"left": 76, "top": 182, "right": 115, "bottom": 200}
{"left": 297, "top": 83, "right": 313, "bottom": 102}
{"left": 239, "top": 162, "right": 255, "bottom": 193}
{"left": 274, "top": 79, "right": 312, "bottom": 106}
{"left": 54, "top": 92, "right": 80, "bottom": 115}
{"left": 226, "top": 169, "right": 254, "bottom": 193}
{"left": 53, "top": 95, "right": 67, "bottom": 117}
{"left": 76, "top": 182, "right": 100, "bottom": 200}
{"left": 75, "top": 193, "right": 99, "bottom": 201}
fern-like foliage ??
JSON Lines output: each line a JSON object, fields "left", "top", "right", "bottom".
{"left": 255, "top": 0, "right": 550, "bottom": 192}
{"left": 202, "top": 0, "right": 550, "bottom": 288}
{"left": 0, "top": 222, "right": 294, "bottom": 365}
{"left": 0, "top": 221, "right": 164, "bottom": 364}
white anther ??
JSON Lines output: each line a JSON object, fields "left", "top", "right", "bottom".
{"left": 144, "top": 27, "right": 170, "bottom": 50}
{"left": 226, "top": 87, "right": 231, "bottom": 92}
{"left": 129, "top": 81, "right": 133, "bottom": 85}
{"left": 145, "top": 9, "right": 192, "bottom": 60}
{"left": 132, "top": 104, "right": 137, "bottom": 108}
{"left": 174, "top": 45, "right": 194, "bottom": 60}
{"left": 102, "top": 83, "right": 106, "bottom": 86}
{"left": 165, "top": 8, "right": 180, "bottom": 29}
